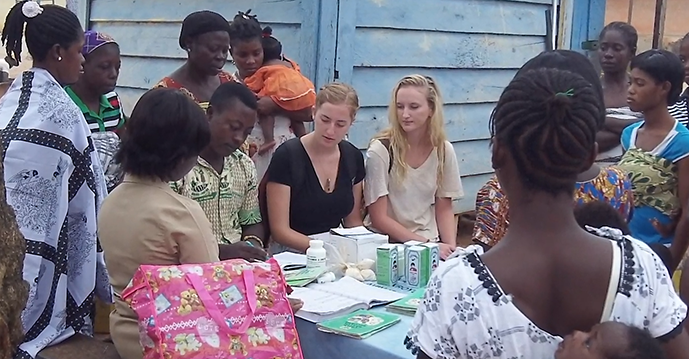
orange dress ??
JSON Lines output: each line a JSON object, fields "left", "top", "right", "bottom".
{"left": 244, "top": 60, "right": 315, "bottom": 112}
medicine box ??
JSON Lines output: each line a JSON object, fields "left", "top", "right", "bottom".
{"left": 376, "top": 244, "right": 399, "bottom": 286}
{"left": 406, "top": 246, "right": 430, "bottom": 288}
{"left": 421, "top": 243, "right": 440, "bottom": 273}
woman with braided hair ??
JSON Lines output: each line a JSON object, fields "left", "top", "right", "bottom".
{"left": 0, "top": 1, "right": 111, "bottom": 357}
{"left": 405, "top": 68, "right": 689, "bottom": 359}
{"left": 472, "top": 50, "right": 633, "bottom": 249}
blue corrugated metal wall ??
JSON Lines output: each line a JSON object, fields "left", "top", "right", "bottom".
{"left": 78, "top": 0, "right": 572, "bottom": 213}
{"left": 337, "top": 0, "right": 551, "bottom": 212}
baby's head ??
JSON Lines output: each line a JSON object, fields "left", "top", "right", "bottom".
{"left": 555, "top": 322, "right": 665, "bottom": 359}
{"left": 574, "top": 200, "right": 631, "bottom": 235}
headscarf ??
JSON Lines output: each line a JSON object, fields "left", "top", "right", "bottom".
{"left": 178, "top": 10, "right": 231, "bottom": 49}
{"left": 82, "top": 30, "right": 117, "bottom": 57}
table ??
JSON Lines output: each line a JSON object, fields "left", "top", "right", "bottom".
{"left": 296, "top": 307, "right": 416, "bottom": 359}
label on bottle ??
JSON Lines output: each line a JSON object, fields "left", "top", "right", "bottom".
{"left": 306, "top": 254, "right": 326, "bottom": 269}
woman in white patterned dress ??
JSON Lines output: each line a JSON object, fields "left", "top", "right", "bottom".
{"left": 0, "top": 2, "right": 111, "bottom": 358}
{"left": 406, "top": 65, "right": 689, "bottom": 358}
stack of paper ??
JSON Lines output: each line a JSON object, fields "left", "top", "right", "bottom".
{"left": 316, "top": 310, "right": 401, "bottom": 339}
{"left": 386, "top": 288, "right": 425, "bottom": 316}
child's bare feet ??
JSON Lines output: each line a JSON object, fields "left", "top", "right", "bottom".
{"left": 258, "top": 140, "right": 276, "bottom": 155}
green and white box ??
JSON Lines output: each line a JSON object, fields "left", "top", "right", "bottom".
{"left": 394, "top": 244, "right": 406, "bottom": 282}
{"left": 421, "top": 243, "right": 440, "bottom": 274}
{"left": 406, "top": 246, "right": 430, "bottom": 288}
{"left": 376, "top": 244, "right": 399, "bottom": 286}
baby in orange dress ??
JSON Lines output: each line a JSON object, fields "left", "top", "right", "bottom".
{"left": 244, "top": 27, "right": 316, "bottom": 155}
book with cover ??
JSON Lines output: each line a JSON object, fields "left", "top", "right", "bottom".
{"left": 316, "top": 310, "right": 401, "bottom": 339}
{"left": 289, "top": 276, "right": 405, "bottom": 323}
{"left": 284, "top": 267, "right": 325, "bottom": 287}
{"left": 386, "top": 288, "right": 425, "bottom": 316}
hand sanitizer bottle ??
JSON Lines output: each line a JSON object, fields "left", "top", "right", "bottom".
{"left": 306, "top": 240, "right": 327, "bottom": 270}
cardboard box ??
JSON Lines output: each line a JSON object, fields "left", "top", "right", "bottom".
{"left": 376, "top": 244, "right": 399, "bottom": 286}
{"left": 310, "top": 227, "right": 389, "bottom": 264}
{"left": 421, "top": 243, "right": 440, "bottom": 273}
{"left": 406, "top": 246, "right": 430, "bottom": 288}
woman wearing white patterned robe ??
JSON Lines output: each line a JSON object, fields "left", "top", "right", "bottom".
{"left": 0, "top": 2, "right": 111, "bottom": 358}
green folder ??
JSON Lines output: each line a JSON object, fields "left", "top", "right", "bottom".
{"left": 316, "top": 310, "right": 401, "bottom": 339}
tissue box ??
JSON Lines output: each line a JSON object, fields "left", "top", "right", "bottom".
{"left": 310, "top": 226, "right": 389, "bottom": 264}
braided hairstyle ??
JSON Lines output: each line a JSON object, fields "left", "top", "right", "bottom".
{"left": 490, "top": 68, "right": 600, "bottom": 195}
{"left": 2, "top": 1, "right": 82, "bottom": 66}
{"left": 261, "top": 26, "right": 282, "bottom": 61}
{"left": 228, "top": 9, "right": 262, "bottom": 46}
{"left": 599, "top": 21, "right": 638, "bottom": 54}
{"left": 515, "top": 50, "right": 605, "bottom": 131}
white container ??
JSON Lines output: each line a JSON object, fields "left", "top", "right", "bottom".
{"left": 310, "top": 227, "right": 389, "bottom": 264}
{"left": 306, "top": 239, "right": 327, "bottom": 270}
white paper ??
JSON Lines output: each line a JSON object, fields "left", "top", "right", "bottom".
{"left": 289, "top": 277, "right": 404, "bottom": 323}
{"left": 330, "top": 226, "right": 374, "bottom": 237}
{"left": 314, "top": 277, "right": 404, "bottom": 304}
{"left": 273, "top": 252, "right": 307, "bottom": 268}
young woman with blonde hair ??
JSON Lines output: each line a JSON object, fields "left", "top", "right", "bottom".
{"left": 365, "top": 75, "right": 463, "bottom": 259}
{"left": 266, "top": 82, "right": 365, "bottom": 253}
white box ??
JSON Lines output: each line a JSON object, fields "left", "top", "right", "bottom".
{"left": 309, "top": 227, "right": 389, "bottom": 264}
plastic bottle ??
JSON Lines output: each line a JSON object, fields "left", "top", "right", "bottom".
{"left": 306, "top": 240, "right": 327, "bottom": 270}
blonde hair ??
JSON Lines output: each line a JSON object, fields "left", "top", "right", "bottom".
{"left": 373, "top": 74, "right": 448, "bottom": 185}
{"left": 316, "top": 82, "right": 360, "bottom": 120}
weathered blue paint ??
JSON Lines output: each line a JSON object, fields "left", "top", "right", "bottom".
{"left": 570, "top": 0, "right": 607, "bottom": 53}
{"left": 338, "top": 0, "right": 550, "bottom": 212}
{"left": 81, "top": 0, "right": 553, "bottom": 213}
{"left": 85, "top": 0, "right": 322, "bottom": 113}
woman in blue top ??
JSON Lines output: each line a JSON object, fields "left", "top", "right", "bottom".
{"left": 619, "top": 49, "right": 689, "bottom": 270}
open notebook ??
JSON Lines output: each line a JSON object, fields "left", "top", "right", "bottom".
{"left": 289, "top": 276, "right": 405, "bottom": 323}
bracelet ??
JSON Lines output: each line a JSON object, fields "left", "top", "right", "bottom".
{"left": 243, "top": 235, "right": 265, "bottom": 248}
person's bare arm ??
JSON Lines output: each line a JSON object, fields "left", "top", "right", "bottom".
{"left": 266, "top": 181, "right": 311, "bottom": 252}
{"left": 662, "top": 328, "right": 689, "bottom": 359}
{"left": 597, "top": 116, "right": 642, "bottom": 152}
{"left": 257, "top": 97, "right": 313, "bottom": 122}
{"left": 435, "top": 197, "right": 456, "bottom": 259}
{"left": 369, "top": 196, "right": 427, "bottom": 243}
{"left": 669, "top": 158, "right": 689, "bottom": 271}
{"left": 343, "top": 182, "right": 364, "bottom": 228}
{"left": 596, "top": 129, "right": 623, "bottom": 153}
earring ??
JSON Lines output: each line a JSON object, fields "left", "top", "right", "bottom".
{"left": 57, "top": 56, "right": 62, "bottom": 61}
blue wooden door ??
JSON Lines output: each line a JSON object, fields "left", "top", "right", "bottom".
{"left": 333, "top": 0, "right": 551, "bottom": 212}
{"left": 570, "top": 0, "right": 607, "bottom": 63}
{"left": 85, "top": 0, "right": 323, "bottom": 113}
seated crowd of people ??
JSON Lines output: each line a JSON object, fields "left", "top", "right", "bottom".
{"left": 0, "top": 1, "right": 689, "bottom": 359}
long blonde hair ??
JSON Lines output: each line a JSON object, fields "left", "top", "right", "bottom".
{"left": 373, "top": 74, "right": 448, "bottom": 186}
